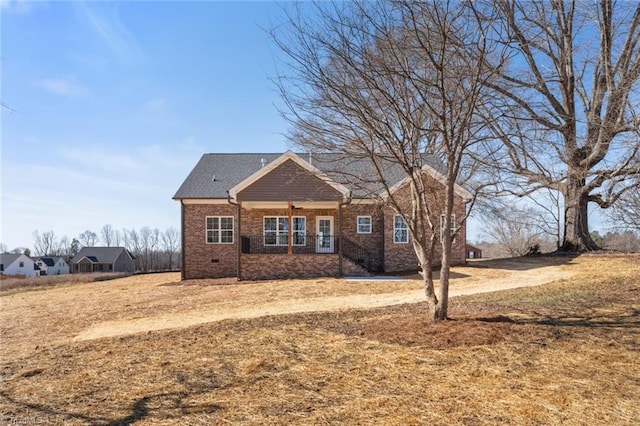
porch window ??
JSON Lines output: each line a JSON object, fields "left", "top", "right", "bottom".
{"left": 264, "top": 216, "right": 306, "bottom": 246}
{"left": 206, "top": 216, "right": 234, "bottom": 244}
{"left": 292, "top": 217, "right": 306, "bottom": 245}
{"left": 357, "top": 216, "right": 372, "bottom": 234}
{"left": 440, "top": 214, "right": 457, "bottom": 243}
{"left": 394, "top": 215, "right": 409, "bottom": 244}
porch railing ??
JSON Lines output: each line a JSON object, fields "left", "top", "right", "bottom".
{"left": 341, "top": 236, "right": 374, "bottom": 272}
{"left": 241, "top": 235, "right": 338, "bottom": 255}
{"left": 240, "top": 234, "right": 375, "bottom": 273}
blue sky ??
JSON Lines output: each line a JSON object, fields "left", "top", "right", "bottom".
{"left": 1, "top": 0, "right": 292, "bottom": 250}
{"left": 1, "top": 0, "right": 612, "bottom": 251}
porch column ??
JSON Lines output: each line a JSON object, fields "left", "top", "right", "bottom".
{"left": 237, "top": 201, "right": 242, "bottom": 280}
{"left": 338, "top": 201, "right": 343, "bottom": 276}
{"left": 287, "top": 201, "right": 293, "bottom": 255}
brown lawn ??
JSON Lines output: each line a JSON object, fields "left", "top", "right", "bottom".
{"left": 1, "top": 254, "right": 638, "bottom": 425}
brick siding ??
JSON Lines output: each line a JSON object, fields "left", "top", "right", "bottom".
{"left": 241, "top": 254, "right": 340, "bottom": 280}
{"left": 183, "top": 203, "right": 238, "bottom": 279}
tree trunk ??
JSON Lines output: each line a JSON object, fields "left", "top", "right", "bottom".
{"left": 561, "top": 175, "right": 599, "bottom": 251}
{"left": 415, "top": 237, "right": 441, "bottom": 322}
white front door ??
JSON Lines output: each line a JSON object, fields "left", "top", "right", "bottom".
{"left": 316, "top": 216, "right": 334, "bottom": 253}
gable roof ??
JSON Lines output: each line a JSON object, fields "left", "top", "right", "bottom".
{"left": 174, "top": 152, "right": 445, "bottom": 200}
{"left": 0, "top": 254, "right": 23, "bottom": 268}
{"left": 71, "top": 247, "right": 134, "bottom": 264}
{"left": 228, "top": 151, "right": 351, "bottom": 200}
{"left": 36, "top": 257, "right": 56, "bottom": 267}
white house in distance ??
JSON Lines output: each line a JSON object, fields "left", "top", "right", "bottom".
{"left": 34, "top": 256, "right": 70, "bottom": 275}
{"left": 0, "top": 253, "right": 38, "bottom": 278}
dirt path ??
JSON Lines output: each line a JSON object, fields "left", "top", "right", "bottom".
{"left": 74, "top": 262, "right": 574, "bottom": 341}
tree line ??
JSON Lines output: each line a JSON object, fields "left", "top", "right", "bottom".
{"left": 0, "top": 225, "right": 181, "bottom": 273}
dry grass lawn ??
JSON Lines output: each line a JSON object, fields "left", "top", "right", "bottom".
{"left": 1, "top": 254, "right": 638, "bottom": 425}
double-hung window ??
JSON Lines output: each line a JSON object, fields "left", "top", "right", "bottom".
{"left": 264, "top": 216, "right": 306, "bottom": 246}
{"left": 440, "top": 214, "right": 456, "bottom": 243}
{"left": 357, "top": 216, "right": 372, "bottom": 234}
{"left": 206, "top": 216, "right": 234, "bottom": 244}
{"left": 394, "top": 215, "right": 409, "bottom": 244}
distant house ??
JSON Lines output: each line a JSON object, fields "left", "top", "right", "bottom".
{"left": 71, "top": 247, "right": 136, "bottom": 274}
{"left": 466, "top": 244, "right": 482, "bottom": 259}
{"left": 0, "top": 253, "right": 38, "bottom": 278}
{"left": 34, "top": 256, "right": 70, "bottom": 275}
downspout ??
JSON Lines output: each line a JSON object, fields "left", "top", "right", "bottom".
{"left": 338, "top": 192, "right": 352, "bottom": 276}
{"left": 227, "top": 191, "right": 241, "bottom": 281}
{"left": 180, "top": 200, "right": 186, "bottom": 281}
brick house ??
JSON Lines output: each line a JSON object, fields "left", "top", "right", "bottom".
{"left": 173, "top": 151, "right": 470, "bottom": 280}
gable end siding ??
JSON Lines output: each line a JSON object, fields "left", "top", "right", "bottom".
{"left": 237, "top": 159, "right": 343, "bottom": 202}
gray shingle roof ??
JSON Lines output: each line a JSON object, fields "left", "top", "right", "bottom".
{"left": 173, "top": 152, "right": 442, "bottom": 199}
{"left": 71, "top": 247, "right": 134, "bottom": 264}
{"left": 0, "top": 254, "right": 22, "bottom": 268}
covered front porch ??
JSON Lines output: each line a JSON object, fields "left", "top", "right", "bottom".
{"left": 235, "top": 201, "right": 373, "bottom": 280}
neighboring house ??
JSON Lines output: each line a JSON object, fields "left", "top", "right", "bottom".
{"left": 466, "top": 244, "right": 483, "bottom": 259}
{"left": 174, "top": 151, "right": 471, "bottom": 281}
{"left": 0, "top": 253, "right": 38, "bottom": 278}
{"left": 71, "top": 247, "right": 136, "bottom": 273}
{"left": 34, "top": 256, "right": 70, "bottom": 275}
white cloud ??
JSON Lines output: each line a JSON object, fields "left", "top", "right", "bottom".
{"left": 38, "top": 78, "right": 90, "bottom": 98}
{"left": 0, "top": 0, "right": 33, "bottom": 15}
{"left": 75, "top": 1, "right": 143, "bottom": 65}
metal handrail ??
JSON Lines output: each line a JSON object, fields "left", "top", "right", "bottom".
{"left": 241, "top": 235, "right": 338, "bottom": 255}
{"left": 341, "top": 236, "right": 373, "bottom": 272}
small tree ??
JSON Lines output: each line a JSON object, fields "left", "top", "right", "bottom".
{"left": 273, "top": 0, "right": 501, "bottom": 321}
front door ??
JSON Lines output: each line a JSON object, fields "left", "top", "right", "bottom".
{"left": 316, "top": 216, "right": 334, "bottom": 253}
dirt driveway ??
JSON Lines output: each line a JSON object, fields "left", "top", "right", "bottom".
{"left": 73, "top": 257, "right": 575, "bottom": 342}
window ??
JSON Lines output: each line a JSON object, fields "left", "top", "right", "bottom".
{"left": 440, "top": 214, "right": 457, "bottom": 243}
{"left": 292, "top": 217, "right": 306, "bottom": 246}
{"left": 357, "top": 216, "right": 372, "bottom": 234}
{"left": 19, "top": 261, "right": 24, "bottom": 267}
{"left": 206, "top": 216, "right": 234, "bottom": 244}
{"left": 394, "top": 215, "right": 409, "bottom": 244}
{"left": 264, "top": 216, "right": 306, "bottom": 246}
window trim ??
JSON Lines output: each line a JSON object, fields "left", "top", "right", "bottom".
{"left": 393, "top": 214, "right": 409, "bottom": 244}
{"left": 356, "top": 216, "right": 372, "bottom": 234}
{"left": 205, "top": 216, "right": 234, "bottom": 245}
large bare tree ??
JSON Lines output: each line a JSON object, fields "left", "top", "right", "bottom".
{"left": 273, "top": 0, "right": 500, "bottom": 321}
{"left": 482, "top": 0, "right": 640, "bottom": 251}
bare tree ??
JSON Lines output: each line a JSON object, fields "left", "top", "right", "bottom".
{"left": 162, "top": 227, "right": 180, "bottom": 270}
{"left": 0, "top": 243, "right": 8, "bottom": 253}
{"left": 482, "top": 207, "right": 549, "bottom": 257}
{"left": 481, "top": 0, "right": 640, "bottom": 251}
{"left": 126, "top": 228, "right": 142, "bottom": 271}
{"left": 272, "top": 0, "right": 500, "bottom": 321}
{"left": 78, "top": 230, "right": 98, "bottom": 247}
{"left": 32, "top": 230, "right": 58, "bottom": 256}
{"left": 608, "top": 179, "right": 640, "bottom": 232}
{"left": 101, "top": 224, "right": 115, "bottom": 247}
{"left": 113, "top": 229, "right": 122, "bottom": 247}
